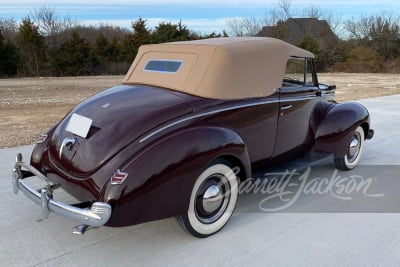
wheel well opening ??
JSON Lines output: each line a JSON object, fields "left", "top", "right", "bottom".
{"left": 361, "top": 122, "right": 369, "bottom": 140}
{"left": 217, "top": 155, "right": 247, "bottom": 182}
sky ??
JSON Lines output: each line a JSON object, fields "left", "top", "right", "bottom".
{"left": 0, "top": 0, "right": 399, "bottom": 34}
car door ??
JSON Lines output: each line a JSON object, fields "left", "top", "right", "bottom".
{"left": 272, "top": 57, "right": 320, "bottom": 158}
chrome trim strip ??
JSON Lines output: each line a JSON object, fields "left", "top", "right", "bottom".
{"left": 12, "top": 154, "right": 111, "bottom": 227}
{"left": 140, "top": 99, "right": 276, "bottom": 143}
{"left": 140, "top": 95, "right": 317, "bottom": 143}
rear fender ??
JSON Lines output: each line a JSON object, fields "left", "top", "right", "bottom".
{"left": 312, "top": 102, "right": 370, "bottom": 157}
{"left": 101, "top": 125, "right": 250, "bottom": 227}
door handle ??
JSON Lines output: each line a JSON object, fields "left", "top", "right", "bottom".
{"left": 280, "top": 104, "right": 293, "bottom": 110}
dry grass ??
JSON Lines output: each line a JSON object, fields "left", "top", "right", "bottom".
{"left": 1, "top": 73, "right": 399, "bottom": 148}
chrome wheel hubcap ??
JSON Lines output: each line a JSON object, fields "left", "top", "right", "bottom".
{"left": 195, "top": 174, "right": 230, "bottom": 224}
{"left": 347, "top": 133, "right": 361, "bottom": 163}
{"left": 203, "top": 185, "right": 223, "bottom": 213}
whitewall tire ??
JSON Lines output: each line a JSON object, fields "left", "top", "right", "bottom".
{"left": 334, "top": 126, "right": 365, "bottom": 171}
{"left": 178, "top": 161, "right": 239, "bottom": 238}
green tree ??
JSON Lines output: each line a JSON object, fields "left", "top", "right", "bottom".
{"left": 92, "top": 32, "right": 124, "bottom": 74}
{"left": 94, "top": 32, "right": 121, "bottom": 62}
{"left": 201, "top": 32, "right": 222, "bottom": 39}
{"left": 108, "top": 36, "right": 122, "bottom": 62}
{"left": 298, "top": 34, "right": 320, "bottom": 66}
{"left": 15, "top": 17, "right": 46, "bottom": 76}
{"left": 152, "top": 21, "right": 191, "bottom": 43}
{"left": 122, "top": 18, "right": 151, "bottom": 62}
{"left": 298, "top": 34, "right": 319, "bottom": 54}
{"left": 322, "top": 39, "right": 353, "bottom": 72}
{"left": 0, "top": 30, "right": 19, "bottom": 76}
{"left": 53, "top": 31, "right": 91, "bottom": 75}
{"left": 94, "top": 32, "right": 110, "bottom": 62}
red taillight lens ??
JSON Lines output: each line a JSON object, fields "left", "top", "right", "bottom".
{"left": 36, "top": 134, "right": 48, "bottom": 144}
{"left": 111, "top": 169, "right": 128, "bottom": 185}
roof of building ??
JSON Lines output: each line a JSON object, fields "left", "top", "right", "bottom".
{"left": 258, "top": 18, "right": 337, "bottom": 47}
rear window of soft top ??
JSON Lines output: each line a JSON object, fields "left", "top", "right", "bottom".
{"left": 144, "top": 59, "right": 183, "bottom": 73}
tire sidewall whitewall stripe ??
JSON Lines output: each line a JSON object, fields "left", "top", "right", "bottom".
{"left": 187, "top": 164, "right": 238, "bottom": 236}
{"left": 344, "top": 126, "right": 365, "bottom": 169}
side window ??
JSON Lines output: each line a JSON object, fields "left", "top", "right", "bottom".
{"left": 305, "top": 59, "right": 314, "bottom": 85}
{"left": 283, "top": 57, "right": 314, "bottom": 87}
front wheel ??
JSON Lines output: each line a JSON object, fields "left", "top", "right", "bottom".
{"left": 177, "top": 161, "right": 239, "bottom": 238}
{"left": 334, "top": 126, "right": 365, "bottom": 171}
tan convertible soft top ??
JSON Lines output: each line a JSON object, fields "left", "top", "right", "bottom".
{"left": 123, "top": 37, "right": 314, "bottom": 99}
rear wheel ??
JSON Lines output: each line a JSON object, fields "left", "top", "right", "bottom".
{"left": 178, "top": 161, "right": 239, "bottom": 238}
{"left": 334, "top": 126, "right": 365, "bottom": 171}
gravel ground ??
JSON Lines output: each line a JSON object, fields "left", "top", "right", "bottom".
{"left": 1, "top": 73, "right": 399, "bottom": 148}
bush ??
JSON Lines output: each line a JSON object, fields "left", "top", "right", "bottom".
{"left": 335, "top": 46, "right": 384, "bottom": 73}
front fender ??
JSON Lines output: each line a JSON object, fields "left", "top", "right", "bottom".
{"left": 312, "top": 102, "right": 370, "bottom": 157}
{"left": 101, "top": 125, "right": 250, "bottom": 227}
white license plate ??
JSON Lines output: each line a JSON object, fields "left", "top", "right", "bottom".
{"left": 66, "top": 113, "right": 92, "bottom": 138}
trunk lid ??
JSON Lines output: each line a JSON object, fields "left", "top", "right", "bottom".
{"left": 48, "top": 85, "right": 192, "bottom": 176}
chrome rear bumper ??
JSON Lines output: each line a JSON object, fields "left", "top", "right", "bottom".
{"left": 12, "top": 153, "right": 111, "bottom": 228}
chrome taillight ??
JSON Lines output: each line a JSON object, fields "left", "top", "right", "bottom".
{"left": 111, "top": 169, "right": 128, "bottom": 185}
{"left": 36, "top": 134, "right": 48, "bottom": 144}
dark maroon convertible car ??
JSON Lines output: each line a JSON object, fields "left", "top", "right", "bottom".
{"left": 13, "top": 37, "right": 374, "bottom": 237}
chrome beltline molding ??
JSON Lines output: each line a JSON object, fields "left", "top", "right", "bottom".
{"left": 140, "top": 95, "right": 318, "bottom": 143}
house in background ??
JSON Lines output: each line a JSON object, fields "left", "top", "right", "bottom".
{"left": 258, "top": 18, "right": 338, "bottom": 49}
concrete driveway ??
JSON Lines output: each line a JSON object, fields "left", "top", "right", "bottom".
{"left": 1, "top": 94, "right": 400, "bottom": 267}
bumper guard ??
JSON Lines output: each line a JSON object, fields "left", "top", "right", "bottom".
{"left": 12, "top": 153, "right": 111, "bottom": 228}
